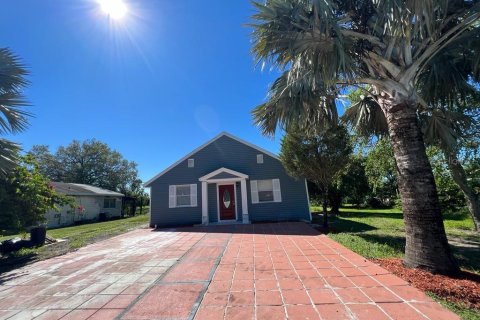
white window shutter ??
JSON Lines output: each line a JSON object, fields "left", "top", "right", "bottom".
{"left": 169, "top": 185, "right": 176, "bottom": 208}
{"left": 250, "top": 180, "right": 259, "bottom": 204}
{"left": 190, "top": 184, "right": 197, "bottom": 207}
{"left": 273, "top": 179, "right": 282, "bottom": 202}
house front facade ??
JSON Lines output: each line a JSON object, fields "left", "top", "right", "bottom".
{"left": 144, "top": 132, "right": 311, "bottom": 227}
{"left": 45, "top": 182, "right": 124, "bottom": 228}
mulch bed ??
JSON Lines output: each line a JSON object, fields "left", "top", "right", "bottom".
{"left": 372, "top": 258, "right": 480, "bottom": 310}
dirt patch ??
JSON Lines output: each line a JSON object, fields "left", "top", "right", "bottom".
{"left": 372, "top": 258, "right": 480, "bottom": 310}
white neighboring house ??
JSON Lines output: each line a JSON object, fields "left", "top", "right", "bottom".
{"left": 46, "top": 182, "right": 124, "bottom": 228}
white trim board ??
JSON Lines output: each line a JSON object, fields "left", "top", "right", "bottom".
{"left": 199, "top": 167, "right": 249, "bottom": 182}
{"left": 144, "top": 132, "right": 278, "bottom": 187}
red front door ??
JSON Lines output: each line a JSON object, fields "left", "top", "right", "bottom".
{"left": 218, "top": 184, "right": 236, "bottom": 220}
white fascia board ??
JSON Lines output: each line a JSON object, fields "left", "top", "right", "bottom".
{"left": 199, "top": 167, "right": 249, "bottom": 182}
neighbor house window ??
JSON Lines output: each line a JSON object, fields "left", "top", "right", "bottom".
{"left": 104, "top": 198, "right": 116, "bottom": 209}
{"left": 188, "top": 159, "right": 195, "bottom": 168}
{"left": 250, "top": 179, "right": 282, "bottom": 203}
{"left": 169, "top": 184, "right": 198, "bottom": 208}
{"left": 257, "top": 154, "right": 264, "bottom": 164}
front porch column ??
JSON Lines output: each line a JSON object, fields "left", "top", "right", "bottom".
{"left": 201, "top": 181, "right": 208, "bottom": 225}
{"left": 240, "top": 179, "right": 250, "bottom": 224}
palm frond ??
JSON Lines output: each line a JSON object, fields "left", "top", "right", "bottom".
{"left": 252, "top": 70, "right": 338, "bottom": 136}
{"left": 0, "top": 48, "right": 28, "bottom": 93}
{"left": 421, "top": 109, "right": 472, "bottom": 152}
{"left": 250, "top": 0, "right": 353, "bottom": 86}
{"left": 342, "top": 95, "right": 388, "bottom": 137}
{"left": 0, "top": 93, "right": 31, "bottom": 134}
{"left": 0, "top": 138, "right": 20, "bottom": 178}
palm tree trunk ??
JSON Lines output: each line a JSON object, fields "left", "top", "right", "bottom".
{"left": 444, "top": 151, "right": 480, "bottom": 231}
{"left": 383, "top": 103, "right": 459, "bottom": 274}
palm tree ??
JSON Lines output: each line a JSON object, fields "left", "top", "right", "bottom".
{"left": 0, "top": 48, "right": 30, "bottom": 177}
{"left": 344, "top": 91, "right": 480, "bottom": 231}
{"left": 250, "top": 0, "right": 479, "bottom": 274}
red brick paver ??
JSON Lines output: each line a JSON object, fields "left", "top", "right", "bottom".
{"left": 192, "top": 223, "right": 459, "bottom": 320}
{"left": 0, "top": 222, "right": 459, "bottom": 319}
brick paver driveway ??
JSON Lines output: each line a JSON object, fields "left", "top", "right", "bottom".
{"left": 0, "top": 223, "right": 458, "bottom": 320}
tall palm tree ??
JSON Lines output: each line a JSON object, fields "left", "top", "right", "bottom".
{"left": 250, "top": 0, "right": 480, "bottom": 274}
{"left": 0, "top": 48, "right": 30, "bottom": 177}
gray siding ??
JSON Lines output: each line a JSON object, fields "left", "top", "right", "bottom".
{"left": 149, "top": 135, "right": 310, "bottom": 227}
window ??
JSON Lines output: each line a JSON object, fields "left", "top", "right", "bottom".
{"left": 258, "top": 179, "right": 274, "bottom": 202}
{"left": 257, "top": 154, "right": 264, "bottom": 164}
{"left": 188, "top": 158, "right": 194, "bottom": 168}
{"left": 250, "top": 179, "right": 282, "bottom": 203}
{"left": 176, "top": 185, "right": 191, "bottom": 206}
{"left": 104, "top": 198, "right": 116, "bottom": 209}
{"left": 169, "top": 184, "right": 198, "bottom": 208}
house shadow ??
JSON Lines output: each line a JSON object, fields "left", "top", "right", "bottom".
{"left": 151, "top": 221, "right": 321, "bottom": 236}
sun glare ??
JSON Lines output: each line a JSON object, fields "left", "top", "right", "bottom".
{"left": 98, "top": 0, "right": 127, "bottom": 20}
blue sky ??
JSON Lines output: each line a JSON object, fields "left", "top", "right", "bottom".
{"left": 0, "top": 0, "right": 286, "bottom": 182}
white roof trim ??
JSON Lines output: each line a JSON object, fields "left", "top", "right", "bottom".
{"left": 144, "top": 132, "right": 278, "bottom": 187}
{"left": 199, "top": 167, "right": 249, "bottom": 182}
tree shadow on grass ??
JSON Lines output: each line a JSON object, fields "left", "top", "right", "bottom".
{"left": 356, "top": 233, "right": 406, "bottom": 254}
{"left": 450, "top": 244, "right": 480, "bottom": 273}
{"left": 339, "top": 210, "right": 404, "bottom": 220}
{"left": 312, "top": 213, "right": 378, "bottom": 233}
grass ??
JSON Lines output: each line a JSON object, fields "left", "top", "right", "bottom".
{"left": 0, "top": 214, "right": 149, "bottom": 273}
{"left": 311, "top": 205, "right": 479, "bottom": 319}
{"left": 311, "top": 205, "right": 479, "bottom": 272}
{"left": 428, "top": 293, "right": 480, "bottom": 320}
{"left": 47, "top": 214, "right": 150, "bottom": 249}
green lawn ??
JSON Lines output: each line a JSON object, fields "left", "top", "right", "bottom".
{"left": 311, "top": 206, "right": 479, "bottom": 320}
{"left": 47, "top": 214, "right": 150, "bottom": 249}
{"left": 0, "top": 214, "right": 149, "bottom": 273}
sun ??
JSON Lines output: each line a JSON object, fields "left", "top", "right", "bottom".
{"left": 98, "top": 0, "right": 128, "bottom": 20}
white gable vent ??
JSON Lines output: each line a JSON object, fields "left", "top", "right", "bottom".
{"left": 257, "top": 154, "right": 264, "bottom": 164}
{"left": 188, "top": 159, "right": 194, "bottom": 168}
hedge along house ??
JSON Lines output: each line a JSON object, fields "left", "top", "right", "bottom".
{"left": 144, "top": 132, "right": 311, "bottom": 227}
{"left": 45, "top": 182, "right": 124, "bottom": 228}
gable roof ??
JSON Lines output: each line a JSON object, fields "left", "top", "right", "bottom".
{"left": 144, "top": 132, "right": 278, "bottom": 187}
{"left": 50, "top": 182, "right": 124, "bottom": 197}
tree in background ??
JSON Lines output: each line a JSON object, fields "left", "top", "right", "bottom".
{"left": 428, "top": 147, "right": 465, "bottom": 212}
{"left": 280, "top": 125, "right": 352, "bottom": 227}
{"left": 249, "top": 0, "right": 480, "bottom": 274}
{"left": 0, "top": 154, "right": 72, "bottom": 232}
{"left": 335, "top": 155, "right": 371, "bottom": 208}
{"left": 29, "top": 140, "right": 143, "bottom": 198}
{"left": 0, "top": 48, "right": 30, "bottom": 176}
{"left": 364, "top": 138, "right": 398, "bottom": 207}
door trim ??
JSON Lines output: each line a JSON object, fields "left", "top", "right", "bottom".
{"left": 216, "top": 182, "right": 238, "bottom": 222}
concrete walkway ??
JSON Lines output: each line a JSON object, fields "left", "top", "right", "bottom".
{"left": 0, "top": 223, "right": 458, "bottom": 319}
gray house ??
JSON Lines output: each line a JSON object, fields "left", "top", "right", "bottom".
{"left": 144, "top": 132, "right": 311, "bottom": 227}
{"left": 45, "top": 182, "right": 124, "bottom": 228}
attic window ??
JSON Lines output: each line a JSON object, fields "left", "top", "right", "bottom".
{"left": 188, "top": 159, "right": 195, "bottom": 168}
{"left": 257, "top": 154, "right": 264, "bottom": 164}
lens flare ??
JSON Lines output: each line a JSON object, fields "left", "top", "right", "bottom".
{"left": 98, "top": 0, "right": 127, "bottom": 20}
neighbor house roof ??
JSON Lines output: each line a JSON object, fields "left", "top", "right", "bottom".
{"left": 144, "top": 132, "right": 279, "bottom": 187}
{"left": 50, "top": 182, "right": 124, "bottom": 197}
